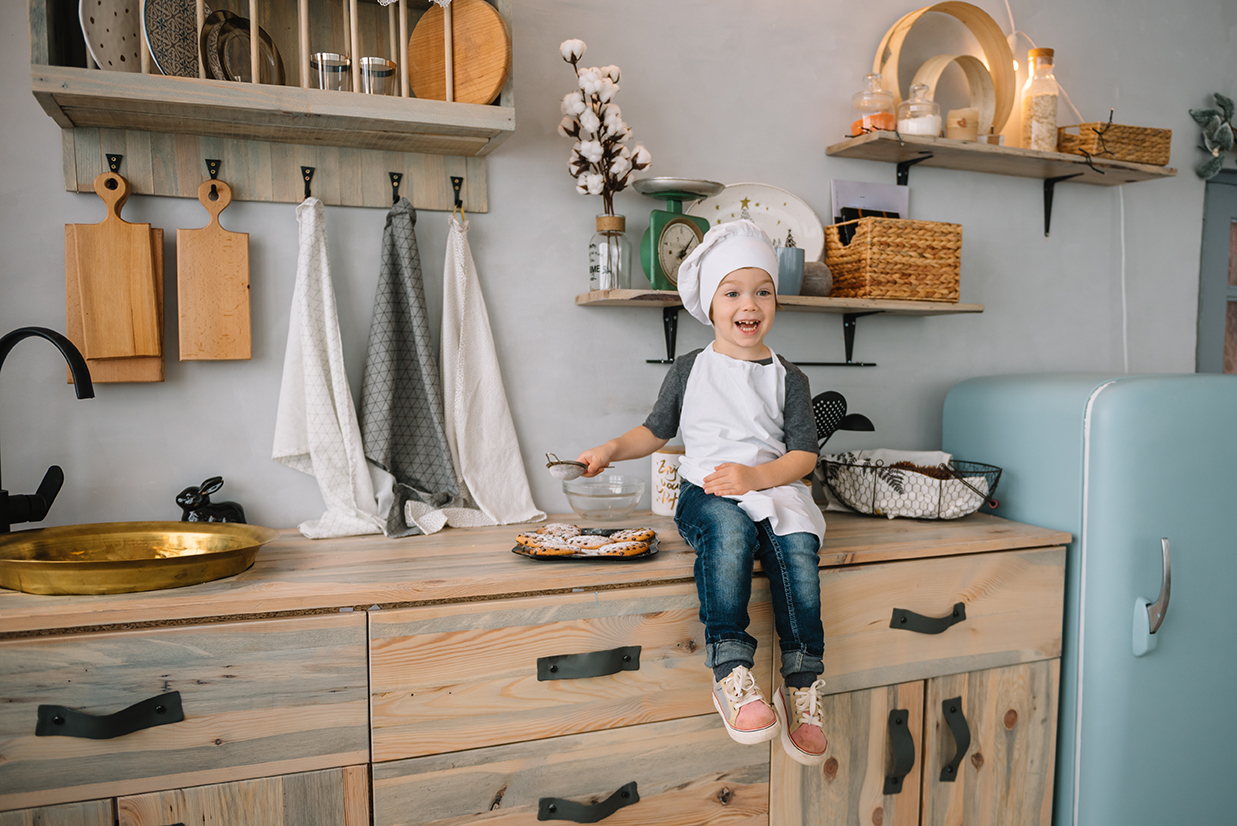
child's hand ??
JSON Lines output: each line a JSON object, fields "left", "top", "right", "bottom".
{"left": 576, "top": 445, "right": 614, "bottom": 478}
{"left": 703, "top": 463, "right": 759, "bottom": 496}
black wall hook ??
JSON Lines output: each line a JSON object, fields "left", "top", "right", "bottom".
{"left": 450, "top": 175, "right": 463, "bottom": 209}
{"left": 390, "top": 172, "right": 403, "bottom": 204}
{"left": 205, "top": 159, "right": 221, "bottom": 198}
{"left": 106, "top": 154, "right": 123, "bottom": 173}
{"left": 302, "top": 166, "right": 315, "bottom": 200}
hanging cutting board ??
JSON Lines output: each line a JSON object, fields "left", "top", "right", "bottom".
{"left": 70, "top": 171, "right": 162, "bottom": 359}
{"left": 177, "top": 179, "right": 252, "bottom": 360}
{"left": 408, "top": 0, "right": 511, "bottom": 105}
{"left": 65, "top": 225, "right": 165, "bottom": 384}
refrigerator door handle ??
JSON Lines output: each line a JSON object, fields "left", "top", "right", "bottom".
{"left": 1147, "top": 537, "right": 1171, "bottom": 634}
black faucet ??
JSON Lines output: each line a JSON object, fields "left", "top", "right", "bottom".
{"left": 0, "top": 327, "right": 94, "bottom": 533}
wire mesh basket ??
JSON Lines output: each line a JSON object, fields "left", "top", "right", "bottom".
{"left": 821, "top": 453, "right": 1001, "bottom": 520}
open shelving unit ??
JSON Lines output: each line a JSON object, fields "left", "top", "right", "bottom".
{"left": 576, "top": 289, "right": 983, "bottom": 366}
{"left": 826, "top": 132, "right": 1177, "bottom": 234}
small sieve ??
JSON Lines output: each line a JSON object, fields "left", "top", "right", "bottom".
{"left": 546, "top": 453, "right": 588, "bottom": 481}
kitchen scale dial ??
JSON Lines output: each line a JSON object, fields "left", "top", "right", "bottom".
{"left": 633, "top": 177, "right": 724, "bottom": 291}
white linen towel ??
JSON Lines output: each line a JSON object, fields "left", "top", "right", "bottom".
{"left": 273, "top": 198, "right": 390, "bottom": 538}
{"left": 419, "top": 215, "right": 545, "bottom": 530}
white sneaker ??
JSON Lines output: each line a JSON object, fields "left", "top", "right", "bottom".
{"left": 773, "top": 679, "right": 829, "bottom": 765}
{"left": 711, "top": 665, "right": 780, "bottom": 745}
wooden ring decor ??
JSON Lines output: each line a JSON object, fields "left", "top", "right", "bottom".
{"left": 911, "top": 54, "right": 996, "bottom": 139}
{"left": 873, "top": 1, "right": 1015, "bottom": 135}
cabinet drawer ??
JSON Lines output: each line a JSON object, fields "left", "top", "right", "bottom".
{"left": 369, "top": 582, "right": 773, "bottom": 761}
{"left": 820, "top": 548, "right": 1064, "bottom": 694}
{"left": 0, "top": 613, "right": 368, "bottom": 810}
{"left": 0, "top": 799, "right": 113, "bottom": 826}
{"left": 372, "top": 714, "right": 769, "bottom": 826}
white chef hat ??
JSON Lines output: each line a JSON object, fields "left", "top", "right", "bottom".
{"left": 678, "top": 219, "right": 779, "bottom": 326}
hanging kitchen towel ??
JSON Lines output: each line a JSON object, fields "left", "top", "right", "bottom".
{"left": 360, "top": 197, "right": 482, "bottom": 537}
{"left": 432, "top": 214, "right": 545, "bottom": 528}
{"left": 273, "top": 197, "right": 389, "bottom": 539}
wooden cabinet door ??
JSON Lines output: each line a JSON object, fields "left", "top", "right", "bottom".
{"left": 116, "top": 766, "right": 368, "bottom": 826}
{"left": 0, "top": 800, "right": 113, "bottom": 826}
{"left": 920, "top": 660, "right": 1059, "bottom": 826}
{"left": 771, "top": 681, "right": 924, "bottom": 826}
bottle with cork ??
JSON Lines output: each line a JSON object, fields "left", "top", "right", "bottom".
{"left": 1021, "top": 48, "right": 1059, "bottom": 151}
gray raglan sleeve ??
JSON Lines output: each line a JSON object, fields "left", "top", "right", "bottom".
{"left": 642, "top": 349, "right": 702, "bottom": 440}
{"left": 780, "top": 358, "right": 817, "bottom": 454}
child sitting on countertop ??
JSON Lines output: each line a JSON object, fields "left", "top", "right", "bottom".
{"left": 577, "top": 219, "right": 828, "bottom": 765}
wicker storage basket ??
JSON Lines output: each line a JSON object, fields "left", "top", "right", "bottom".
{"left": 1056, "top": 122, "right": 1171, "bottom": 166}
{"left": 824, "top": 217, "right": 961, "bottom": 302}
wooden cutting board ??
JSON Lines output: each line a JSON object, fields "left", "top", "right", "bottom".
{"left": 65, "top": 225, "right": 165, "bottom": 384}
{"left": 70, "top": 172, "right": 161, "bottom": 359}
{"left": 408, "top": 0, "right": 511, "bottom": 105}
{"left": 177, "top": 179, "right": 251, "bottom": 360}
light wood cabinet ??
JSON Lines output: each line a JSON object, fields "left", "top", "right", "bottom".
{"left": 0, "top": 511, "right": 1069, "bottom": 825}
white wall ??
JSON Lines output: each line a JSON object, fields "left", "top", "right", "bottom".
{"left": 2, "top": 0, "right": 1235, "bottom": 529}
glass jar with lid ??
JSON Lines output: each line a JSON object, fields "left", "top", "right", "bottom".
{"left": 850, "top": 73, "right": 896, "bottom": 137}
{"left": 589, "top": 214, "right": 632, "bottom": 291}
{"left": 1021, "top": 48, "right": 1059, "bottom": 151}
{"left": 896, "top": 83, "right": 942, "bottom": 137}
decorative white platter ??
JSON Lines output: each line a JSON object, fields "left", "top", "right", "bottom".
{"left": 686, "top": 182, "right": 825, "bottom": 263}
{"left": 80, "top": 0, "right": 143, "bottom": 72}
{"left": 142, "top": 0, "right": 210, "bottom": 78}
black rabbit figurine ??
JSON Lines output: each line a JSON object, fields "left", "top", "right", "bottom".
{"left": 176, "top": 476, "right": 247, "bottom": 523}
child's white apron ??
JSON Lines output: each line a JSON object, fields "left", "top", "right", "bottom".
{"left": 677, "top": 343, "right": 827, "bottom": 541}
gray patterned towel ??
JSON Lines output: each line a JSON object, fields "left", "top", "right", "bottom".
{"left": 360, "top": 198, "right": 469, "bottom": 537}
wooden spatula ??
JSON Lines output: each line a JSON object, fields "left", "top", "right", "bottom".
{"left": 71, "top": 171, "right": 161, "bottom": 359}
{"left": 177, "top": 179, "right": 251, "bottom": 360}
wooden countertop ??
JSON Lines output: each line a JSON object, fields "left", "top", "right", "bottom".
{"left": 0, "top": 512, "right": 1070, "bottom": 637}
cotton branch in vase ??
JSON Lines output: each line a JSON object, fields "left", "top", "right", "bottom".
{"left": 558, "top": 39, "right": 651, "bottom": 215}
{"left": 1190, "top": 92, "right": 1235, "bottom": 180}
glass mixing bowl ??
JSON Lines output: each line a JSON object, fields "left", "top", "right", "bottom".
{"left": 562, "top": 475, "right": 645, "bottom": 521}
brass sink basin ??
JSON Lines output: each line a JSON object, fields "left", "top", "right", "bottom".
{"left": 0, "top": 521, "right": 281, "bottom": 595}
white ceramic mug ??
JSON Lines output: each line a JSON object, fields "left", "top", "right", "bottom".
{"left": 652, "top": 446, "right": 685, "bottom": 516}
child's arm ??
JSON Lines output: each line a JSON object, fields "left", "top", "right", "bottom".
{"left": 577, "top": 426, "right": 668, "bottom": 477}
{"left": 703, "top": 450, "right": 817, "bottom": 496}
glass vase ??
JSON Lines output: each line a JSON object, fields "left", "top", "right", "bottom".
{"left": 589, "top": 214, "right": 632, "bottom": 291}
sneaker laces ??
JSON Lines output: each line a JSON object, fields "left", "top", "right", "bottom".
{"left": 722, "top": 666, "right": 765, "bottom": 710}
{"left": 789, "top": 679, "right": 826, "bottom": 727}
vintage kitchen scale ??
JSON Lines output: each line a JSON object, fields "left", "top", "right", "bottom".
{"left": 633, "top": 178, "right": 724, "bottom": 290}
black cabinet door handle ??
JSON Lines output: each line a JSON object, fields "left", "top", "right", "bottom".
{"left": 537, "top": 646, "right": 641, "bottom": 681}
{"left": 538, "top": 781, "right": 639, "bottom": 822}
{"left": 939, "top": 696, "right": 970, "bottom": 782}
{"left": 36, "top": 691, "right": 184, "bottom": 739}
{"left": 890, "top": 602, "right": 966, "bottom": 635}
{"left": 883, "top": 708, "right": 915, "bottom": 795}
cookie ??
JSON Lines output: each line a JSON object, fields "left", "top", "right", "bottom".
{"left": 537, "top": 522, "right": 581, "bottom": 539}
{"left": 528, "top": 543, "right": 579, "bottom": 557}
{"left": 566, "top": 535, "right": 613, "bottom": 550}
{"left": 516, "top": 532, "right": 547, "bottom": 548}
{"left": 599, "top": 540, "right": 649, "bottom": 557}
{"left": 610, "top": 528, "right": 655, "bottom": 543}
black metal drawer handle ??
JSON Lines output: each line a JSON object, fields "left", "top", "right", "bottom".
{"left": 890, "top": 602, "right": 966, "bottom": 635}
{"left": 939, "top": 696, "right": 970, "bottom": 782}
{"left": 883, "top": 708, "right": 915, "bottom": 795}
{"left": 539, "top": 781, "right": 639, "bottom": 822}
{"left": 35, "top": 691, "right": 184, "bottom": 740}
{"left": 537, "top": 646, "right": 641, "bottom": 681}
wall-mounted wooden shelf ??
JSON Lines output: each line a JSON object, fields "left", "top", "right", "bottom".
{"left": 576, "top": 290, "right": 983, "bottom": 366}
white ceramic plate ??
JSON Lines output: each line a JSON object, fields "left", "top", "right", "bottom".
{"left": 686, "top": 182, "right": 825, "bottom": 262}
{"left": 80, "top": 0, "right": 143, "bottom": 72}
{"left": 142, "top": 0, "right": 211, "bottom": 78}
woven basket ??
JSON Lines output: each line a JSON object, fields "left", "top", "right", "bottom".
{"left": 824, "top": 218, "right": 961, "bottom": 302}
{"left": 1057, "top": 122, "right": 1171, "bottom": 166}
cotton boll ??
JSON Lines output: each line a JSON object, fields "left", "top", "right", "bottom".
{"left": 579, "top": 109, "right": 600, "bottom": 135}
{"left": 560, "top": 39, "right": 586, "bottom": 62}
{"left": 576, "top": 177, "right": 590, "bottom": 194}
{"left": 585, "top": 172, "right": 604, "bottom": 195}
{"left": 601, "top": 65, "right": 620, "bottom": 82}
{"left": 597, "top": 79, "right": 619, "bottom": 103}
{"left": 632, "top": 144, "right": 652, "bottom": 168}
{"left": 611, "top": 155, "right": 632, "bottom": 177}
{"left": 579, "top": 140, "right": 604, "bottom": 163}
{"left": 617, "top": 144, "right": 632, "bottom": 159}
{"left": 561, "top": 91, "right": 586, "bottom": 116}
{"left": 558, "top": 117, "right": 579, "bottom": 138}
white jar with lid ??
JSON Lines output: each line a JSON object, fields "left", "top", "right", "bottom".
{"left": 896, "top": 83, "right": 942, "bottom": 136}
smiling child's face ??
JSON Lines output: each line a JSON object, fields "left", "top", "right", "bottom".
{"left": 709, "top": 267, "right": 777, "bottom": 359}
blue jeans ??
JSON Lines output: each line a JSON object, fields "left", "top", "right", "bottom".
{"left": 675, "top": 480, "right": 825, "bottom": 679}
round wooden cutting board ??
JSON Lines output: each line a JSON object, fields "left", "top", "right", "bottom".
{"left": 408, "top": 0, "right": 511, "bottom": 105}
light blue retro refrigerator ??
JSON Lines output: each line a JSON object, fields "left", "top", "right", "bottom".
{"left": 941, "top": 373, "right": 1237, "bottom": 826}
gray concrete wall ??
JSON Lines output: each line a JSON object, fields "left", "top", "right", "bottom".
{"left": 2, "top": 0, "right": 1234, "bottom": 528}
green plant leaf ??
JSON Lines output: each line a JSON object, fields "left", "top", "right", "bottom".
{"left": 1191, "top": 107, "right": 1222, "bottom": 125}
{"left": 1216, "top": 122, "right": 1235, "bottom": 153}
{"left": 1197, "top": 154, "right": 1224, "bottom": 180}
{"left": 1215, "top": 93, "right": 1236, "bottom": 122}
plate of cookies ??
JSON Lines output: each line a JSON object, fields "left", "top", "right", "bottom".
{"left": 513, "top": 523, "right": 658, "bottom": 561}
